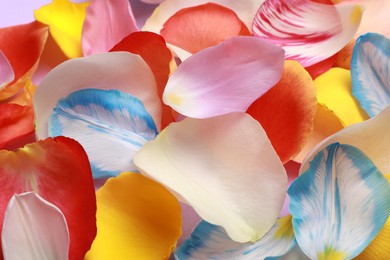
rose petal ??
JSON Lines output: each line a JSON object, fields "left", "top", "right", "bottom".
{"left": 0, "top": 51, "right": 14, "bottom": 90}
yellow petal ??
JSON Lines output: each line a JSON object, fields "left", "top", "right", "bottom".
{"left": 85, "top": 172, "right": 182, "bottom": 260}
{"left": 34, "top": 0, "right": 89, "bottom": 58}
{"left": 314, "top": 67, "right": 369, "bottom": 127}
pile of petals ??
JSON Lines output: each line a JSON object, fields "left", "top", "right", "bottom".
{"left": 1, "top": 0, "right": 390, "bottom": 259}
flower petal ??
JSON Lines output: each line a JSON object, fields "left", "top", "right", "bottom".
{"left": 175, "top": 216, "right": 295, "bottom": 259}
{"left": 252, "top": 0, "right": 362, "bottom": 67}
{"left": 0, "top": 51, "right": 14, "bottom": 90}
{"left": 84, "top": 172, "right": 182, "bottom": 259}
{"left": 34, "top": 51, "right": 161, "bottom": 138}
{"left": 49, "top": 89, "right": 158, "bottom": 179}
{"left": 34, "top": 0, "right": 89, "bottom": 58}
{"left": 163, "top": 36, "right": 284, "bottom": 118}
{"left": 2, "top": 192, "right": 69, "bottom": 260}
{"left": 247, "top": 60, "right": 317, "bottom": 163}
{"left": 351, "top": 33, "right": 390, "bottom": 118}
{"left": 289, "top": 143, "right": 390, "bottom": 259}
{"left": 134, "top": 112, "right": 288, "bottom": 243}
{"left": 82, "top": 0, "right": 138, "bottom": 56}
{"left": 0, "top": 137, "right": 96, "bottom": 259}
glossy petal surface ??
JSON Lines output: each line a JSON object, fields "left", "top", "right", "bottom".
{"left": 163, "top": 36, "right": 284, "bottom": 118}
{"left": 0, "top": 51, "right": 14, "bottom": 90}
{"left": 85, "top": 172, "right": 182, "bottom": 260}
{"left": 351, "top": 33, "right": 390, "bottom": 117}
{"left": 2, "top": 192, "right": 69, "bottom": 260}
{"left": 289, "top": 143, "right": 390, "bottom": 259}
{"left": 252, "top": 0, "right": 362, "bottom": 67}
{"left": 134, "top": 112, "right": 288, "bottom": 243}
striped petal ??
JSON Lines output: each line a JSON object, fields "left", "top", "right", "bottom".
{"left": 49, "top": 89, "right": 158, "bottom": 179}
{"left": 351, "top": 33, "right": 390, "bottom": 117}
{"left": 252, "top": 0, "right": 362, "bottom": 67}
{"left": 82, "top": 0, "right": 138, "bottom": 56}
{"left": 289, "top": 143, "right": 390, "bottom": 259}
{"left": 163, "top": 36, "right": 284, "bottom": 118}
{"left": 134, "top": 112, "right": 288, "bottom": 243}
{"left": 2, "top": 192, "right": 69, "bottom": 260}
{"left": 175, "top": 216, "right": 295, "bottom": 259}
{"left": 34, "top": 52, "right": 160, "bottom": 138}
{"left": 0, "top": 51, "right": 14, "bottom": 90}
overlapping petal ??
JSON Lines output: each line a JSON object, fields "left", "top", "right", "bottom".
{"left": 85, "top": 172, "right": 182, "bottom": 259}
{"left": 163, "top": 36, "right": 285, "bottom": 118}
{"left": 289, "top": 143, "right": 390, "bottom": 259}
{"left": 134, "top": 112, "right": 288, "bottom": 243}
{"left": 252, "top": 0, "right": 363, "bottom": 67}
{"left": 2, "top": 192, "right": 69, "bottom": 260}
{"left": 0, "top": 51, "right": 14, "bottom": 90}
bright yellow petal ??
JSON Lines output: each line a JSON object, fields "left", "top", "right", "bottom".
{"left": 34, "top": 0, "right": 89, "bottom": 58}
{"left": 85, "top": 172, "right": 182, "bottom": 260}
{"left": 314, "top": 67, "right": 369, "bottom": 127}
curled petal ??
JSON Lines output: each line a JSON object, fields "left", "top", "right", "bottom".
{"left": 0, "top": 51, "right": 14, "bottom": 90}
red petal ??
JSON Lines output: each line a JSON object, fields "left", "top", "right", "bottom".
{"left": 0, "top": 137, "right": 96, "bottom": 259}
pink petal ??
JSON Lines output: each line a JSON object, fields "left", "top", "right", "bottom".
{"left": 0, "top": 51, "right": 14, "bottom": 90}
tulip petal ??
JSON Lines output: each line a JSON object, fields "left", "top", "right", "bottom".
{"left": 289, "top": 143, "right": 390, "bottom": 259}
{"left": 163, "top": 36, "right": 284, "bottom": 118}
{"left": 134, "top": 112, "right": 288, "bottom": 243}
{"left": 0, "top": 137, "right": 96, "bottom": 259}
{"left": 0, "top": 51, "right": 14, "bottom": 90}
{"left": 2, "top": 192, "right": 69, "bottom": 260}
{"left": 252, "top": 0, "right": 362, "bottom": 67}
{"left": 247, "top": 60, "right": 317, "bottom": 163}
{"left": 82, "top": 0, "right": 138, "bottom": 56}
{"left": 176, "top": 216, "right": 295, "bottom": 259}
{"left": 49, "top": 89, "right": 158, "bottom": 179}
{"left": 34, "top": 52, "right": 160, "bottom": 138}
{"left": 351, "top": 33, "right": 390, "bottom": 118}
{"left": 85, "top": 172, "right": 182, "bottom": 260}
{"left": 34, "top": 0, "right": 89, "bottom": 58}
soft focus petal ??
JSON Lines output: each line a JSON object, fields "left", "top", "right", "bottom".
{"left": 2, "top": 192, "right": 69, "bottom": 260}
{"left": 49, "top": 89, "right": 158, "bottom": 179}
{"left": 85, "top": 172, "right": 182, "bottom": 260}
{"left": 176, "top": 216, "right": 295, "bottom": 259}
{"left": 163, "top": 36, "right": 284, "bottom": 118}
{"left": 351, "top": 33, "right": 390, "bottom": 118}
{"left": 289, "top": 143, "right": 390, "bottom": 259}
{"left": 252, "top": 0, "right": 362, "bottom": 67}
{"left": 82, "top": 0, "right": 138, "bottom": 56}
{"left": 315, "top": 67, "right": 368, "bottom": 126}
{"left": 161, "top": 3, "right": 250, "bottom": 54}
{"left": 0, "top": 51, "right": 14, "bottom": 90}
{"left": 34, "top": 0, "right": 89, "bottom": 58}
{"left": 139, "top": 0, "right": 164, "bottom": 4}
{"left": 0, "top": 137, "right": 96, "bottom": 259}
{"left": 134, "top": 112, "right": 288, "bottom": 243}
{"left": 247, "top": 60, "right": 317, "bottom": 163}
{"left": 34, "top": 52, "right": 160, "bottom": 138}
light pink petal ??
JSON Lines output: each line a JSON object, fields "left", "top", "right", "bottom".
{"left": 0, "top": 50, "right": 14, "bottom": 90}
{"left": 252, "top": 0, "right": 363, "bottom": 67}
{"left": 82, "top": 0, "right": 138, "bottom": 56}
{"left": 163, "top": 36, "right": 284, "bottom": 118}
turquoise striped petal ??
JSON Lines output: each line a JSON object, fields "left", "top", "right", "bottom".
{"left": 351, "top": 33, "right": 390, "bottom": 117}
{"left": 288, "top": 143, "right": 390, "bottom": 259}
{"left": 49, "top": 88, "right": 158, "bottom": 179}
{"left": 175, "top": 216, "right": 295, "bottom": 260}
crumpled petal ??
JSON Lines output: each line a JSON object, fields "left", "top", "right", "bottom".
{"left": 82, "top": 0, "right": 138, "bottom": 56}
{"left": 2, "top": 192, "right": 69, "bottom": 260}
{"left": 85, "top": 172, "right": 182, "bottom": 260}
{"left": 351, "top": 33, "right": 390, "bottom": 118}
{"left": 289, "top": 143, "right": 390, "bottom": 259}
{"left": 0, "top": 51, "right": 14, "bottom": 90}
{"left": 34, "top": 52, "right": 161, "bottom": 138}
{"left": 134, "top": 112, "right": 288, "bottom": 243}
{"left": 252, "top": 0, "right": 363, "bottom": 67}
{"left": 49, "top": 89, "right": 158, "bottom": 179}
{"left": 247, "top": 60, "right": 317, "bottom": 163}
{"left": 175, "top": 216, "right": 295, "bottom": 259}
{"left": 34, "top": 0, "right": 90, "bottom": 58}
{"left": 163, "top": 36, "right": 284, "bottom": 118}
{"left": 0, "top": 137, "right": 96, "bottom": 259}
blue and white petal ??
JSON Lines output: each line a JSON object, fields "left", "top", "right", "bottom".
{"left": 351, "top": 33, "right": 390, "bottom": 117}
{"left": 49, "top": 88, "right": 158, "bottom": 179}
{"left": 288, "top": 143, "right": 390, "bottom": 259}
{"left": 175, "top": 216, "right": 296, "bottom": 260}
